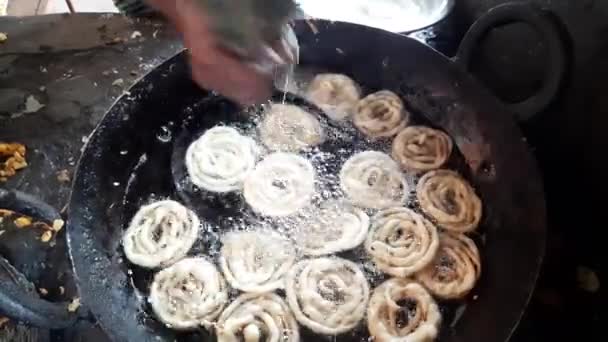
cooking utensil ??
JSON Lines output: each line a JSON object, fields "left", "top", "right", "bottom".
{"left": 0, "top": 2, "right": 562, "bottom": 340}
{"left": 453, "top": 3, "right": 566, "bottom": 121}
{"left": 65, "top": 3, "right": 559, "bottom": 342}
{"left": 297, "top": 0, "right": 455, "bottom": 33}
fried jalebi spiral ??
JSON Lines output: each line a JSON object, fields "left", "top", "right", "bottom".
{"left": 416, "top": 169, "right": 482, "bottom": 233}
{"left": 185, "top": 126, "right": 258, "bottom": 193}
{"left": 285, "top": 257, "right": 370, "bottom": 335}
{"left": 259, "top": 103, "right": 324, "bottom": 152}
{"left": 216, "top": 292, "right": 300, "bottom": 342}
{"left": 366, "top": 207, "right": 439, "bottom": 278}
{"left": 295, "top": 200, "right": 369, "bottom": 256}
{"left": 219, "top": 230, "right": 296, "bottom": 293}
{"left": 392, "top": 126, "right": 453, "bottom": 172}
{"left": 367, "top": 278, "right": 441, "bottom": 342}
{"left": 149, "top": 257, "right": 228, "bottom": 330}
{"left": 243, "top": 152, "right": 315, "bottom": 217}
{"left": 353, "top": 90, "right": 408, "bottom": 139}
{"left": 122, "top": 200, "right": 199, "bottom": 268}
{"left": 417, "top": 233, "right": 481, "bottom": 299}
{"left": 339, "top": 151, "right": 409, "bottom": 209}
{"left": 306, "top": 73, "right": 361, "bottom": 121}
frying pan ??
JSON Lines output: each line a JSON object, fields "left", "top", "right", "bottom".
{"left": 1, "top": 2, "right": 559, "bottom": 340}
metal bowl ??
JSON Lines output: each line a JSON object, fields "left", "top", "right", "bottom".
{"left": 296, "top": 0, "right": 455, "bottom": 33}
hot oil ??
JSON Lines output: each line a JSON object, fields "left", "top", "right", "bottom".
{"left": 120, "top": 66, "right": 484, "bottom": 341}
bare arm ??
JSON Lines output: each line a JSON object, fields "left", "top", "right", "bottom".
{"left": 114, "top": 0, "right": 297, "bottom": 105}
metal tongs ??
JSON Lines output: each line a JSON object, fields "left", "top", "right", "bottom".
{"left": 193, "top": 0, "right": 300, "bottom": 75}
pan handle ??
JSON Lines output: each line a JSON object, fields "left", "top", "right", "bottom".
{"left": 0, "top": 257, "right": 77, "bottom": 330}
{"left": 0, "top": 188, "right": 78, "bottom": 329}
{"left": 453, "top": 2, "right": 566, "bottom": 122}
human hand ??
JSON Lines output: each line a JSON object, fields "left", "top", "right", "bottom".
{"left": 147, "top": 0, "right": 280, "bottom": 105}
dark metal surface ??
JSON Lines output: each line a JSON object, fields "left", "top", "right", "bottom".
{"left": 0, "top": 256, "right": 75, "bottom": 330}
{"left": 1, "top": 0, "right": 606, "bottom": 340}
{"left": 0, "top": 189, "right": 77, "bottom": 329}
{"left": 0, "top": 256, "right": 49, "bottom": 342}
{"left": 67, "top": 18, "right": 546, "bottom": 342}
{"left": 0, "top": 189, "right": 61, "bottom": 225}
{"left": 454, "top": 2, "right": 566, "bottom": 121}
{"left": 458, "top": 1, "right": 607, "bottom": 340}
{"left": 0, "top": 189, "right": 76, "bottom": 329}
{"left": 0, "top": 13, "right": 184, "bottom": 340}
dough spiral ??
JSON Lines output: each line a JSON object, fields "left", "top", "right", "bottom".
{"left": 259, "top": 103, "right": 324, "bottom": 152}
{"left": 417, "top": 233, "right": 481, "bottom": 299}
{"left": 392, "top": 126, "right": 453, "bottom": 172}
{"left": 122, "top": 200, "right": 199, "bottom": 268}
{"left": 353, "top": 90, "right": 408, "bottom": 139}
{"left": 366, "top": 207, "right": 439, "bottom": 278}
{"left": 416, "top": 169, "right": 482, "bottom": 233}
{"left": 368, "top": 278, "right": 441, "bottom": 342}
{"left": 295, "top": 200, "right": 370, "bottom": 256}
{"left": 243, "top": 152, "right": 315, "bottom": 217}
{"left": 340, "top": 151, "right": 409, "bottom": 209}
{"left": 306, "top": 73, "right": 361, "bottom": 121}
{"left": 185, "top": 126, "right": 258, "bottom": 192}
{"left": 220, "top": 230, "right": 296, "bottom": 293}
{"left": 285, "top": 257, "right": 370, "bottom": 335}
{"left": 216, "top": 292, "right": 300, "bottom": 342}
{"left": 149, "top": 257, "right": 228, "bottom": 330}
